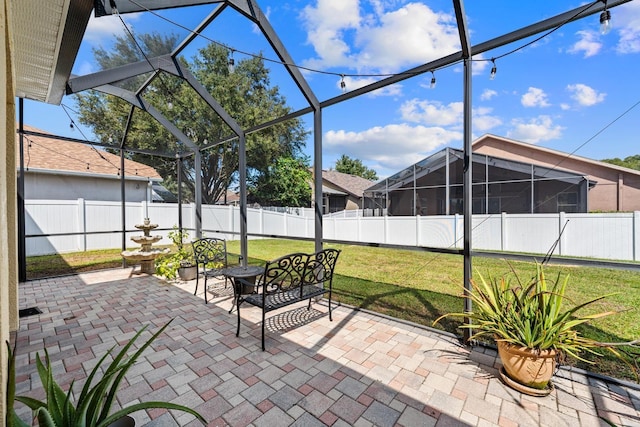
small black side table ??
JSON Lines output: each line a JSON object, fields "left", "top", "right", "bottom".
{"left": 220, "top": 265, "right": 264, "bottom": 313}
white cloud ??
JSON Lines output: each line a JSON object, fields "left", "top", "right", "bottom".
{"left": 300, "top": 0, "right": 360, "bottom": 69}
{"left": 324, "top": 124, "right": 462, "bottom": 171}
{"left": 521, "top": 87, "right": 550, "bottom": 108}
{"left": 480, "top": 89, "right": 497, "bottom": 101}
{"left": 399, "top": 99, "right": 501, "bottom": 132}
{"left": 615, "top": 2, "right": 640, "bottom": 53}
{"left": 568, "top": 30, "right": 602, "bottom": 58}
{"left": 400, "top": 99, "right": 462, "bottom": 126}
{"left": 473, "top": 107, "right": 502, "bottom": 132}
{"left": 566, "top": 83, "right": 606, "bottom": 106}
{"left": 507, "top": 116, "right": 564, "bottom": 143}
{"left": 83, "top": 13, "right": 141, "bottom": 45}
{"left": 560, "top": 103, "right": 571, "bottom": 111}
{"left": 301, "top": 1, "right": 460, "bottom": 73}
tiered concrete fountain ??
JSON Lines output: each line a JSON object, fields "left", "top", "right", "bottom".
{"left": 121, "top": 218, "right": 169, "bottom": 274}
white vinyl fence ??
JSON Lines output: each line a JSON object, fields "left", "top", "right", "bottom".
{"left": 25, "top": 199, "right": 640, "bottom": 262}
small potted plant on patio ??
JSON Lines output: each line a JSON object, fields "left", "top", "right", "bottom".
{"left": 434, "top": 263, "right": 636, "bottom": 396}
{"left": 6, "top": 320, "right": 205, "bottom": 427}
{"left": 155, "top": 226, "right": 197, "bottom": 281}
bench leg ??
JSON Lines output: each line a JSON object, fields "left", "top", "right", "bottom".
{"left": 328, "top": 292, "right": 333, "bottom": 321}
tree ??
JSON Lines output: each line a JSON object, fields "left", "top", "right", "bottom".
{"left": 249, "top": 157, "right": 311, "bottom": 207}
{"left": 334, "top": 155, "right": 378, "bottom": 180}
{"left": 602, "top": 155, "right": 640, "bottom": 171}
{"left": 74, "top": 32, "right": 309, "bottom": 204}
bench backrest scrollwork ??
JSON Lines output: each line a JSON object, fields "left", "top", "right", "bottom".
{"left": 260, "top": 249, "right": 341, "bottom": 298}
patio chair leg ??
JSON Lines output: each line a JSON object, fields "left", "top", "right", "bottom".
{"left": 203, "top": 276, "right": 208, "bottom": 304}
{"left": 328, "top": 294, "right": 333, "bottom": 321}
{"left": 194, "top": 275, "right": 199, "bottom": 297}
{"left": 307, "top": 298, "right": 312, "bottom": 310}
{"left": 261, "top": 308, "right": 266, "bottom": 351}
{"left": 236, "top": 301, "right": 241, "bottom": 337}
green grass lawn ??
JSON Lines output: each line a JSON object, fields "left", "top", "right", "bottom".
{"left": 26, "top": 239, "right": 640, "bottom": 381}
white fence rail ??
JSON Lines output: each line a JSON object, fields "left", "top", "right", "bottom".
{"left": 25, "top": 199, "right": 640, "bottom": 262}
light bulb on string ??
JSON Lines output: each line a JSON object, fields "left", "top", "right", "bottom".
{"left": 430, "top": 71, "right": 436, "bottom": 89}
{"left": 228, "top": 50, "right": 235, "bottom": 73}
{"left": 490, "top": 59, "right": 497, "bottom": 80}
{"left": 69, "top": 122, "right": 74, "bottom": 130}
{"left": 600, "top": 8, "right": 611, "bottom": 35}
{"left": 340, "top": 75, "right": 346, "bottom": 93}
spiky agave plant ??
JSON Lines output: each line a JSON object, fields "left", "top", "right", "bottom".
{"left": 434, "top": 263, "right": 635, "bottom": 364}
{"left": 7, "top": 319, "right": 205, "bottom": 427}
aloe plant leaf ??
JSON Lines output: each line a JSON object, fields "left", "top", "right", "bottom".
{"left": 35, "top": 408, "right": 58, "bottom": 427}
{"left": 100, "top": 321, "right": 173, "bottom": 423}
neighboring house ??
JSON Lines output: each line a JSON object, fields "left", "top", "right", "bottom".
{"left": 473, "top": 134, "right": 640, "bottom": 212}
{"left": 313, "top": 170, "right": 376, "bottom": 214}
{"left": 364, "top": 146, "right": 592, "bottom": 216}
{"left": 17, "top": 125, "right": 171, "bottom": 203}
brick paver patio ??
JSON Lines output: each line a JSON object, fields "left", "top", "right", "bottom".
{"left": 12, "top": 268, "right": 640, "bottom": 426}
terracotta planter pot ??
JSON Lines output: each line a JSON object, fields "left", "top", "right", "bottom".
{"left": 497, "top": 341, "right": 556, "bottom": 391}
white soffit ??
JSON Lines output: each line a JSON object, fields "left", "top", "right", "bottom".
{"left": 11, "top": 0, "right": 92, "bottom": 104}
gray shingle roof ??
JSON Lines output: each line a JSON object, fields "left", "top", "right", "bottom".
{"left": 17, "top": 125, "right": 161, "bottom": 179}
{"left": 322, "top": 170, "right": 376, "bottom": 198}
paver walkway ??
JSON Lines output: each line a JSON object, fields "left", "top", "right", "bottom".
{"left": 12, "top": 268, "right": 640, "bottom": 426}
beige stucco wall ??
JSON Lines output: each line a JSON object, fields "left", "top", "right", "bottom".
{"left": 474, "top": 136, "right": 640, "bottom": 212}
{"left": 1, "top": 0, "right": 18, "bottom": 421}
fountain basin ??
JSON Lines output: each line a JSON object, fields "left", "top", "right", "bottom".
{"left": 122, "top": 248, "right": 169, "bottom": 261}
{"left": 131, "top": 235, "right": 163, "bottom": 245}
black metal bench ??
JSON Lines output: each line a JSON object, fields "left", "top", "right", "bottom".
{"left": 235, "top": 248, "right": 340, "bottom": 350}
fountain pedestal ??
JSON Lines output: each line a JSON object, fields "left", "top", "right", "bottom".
{"left": 121, "top": 218, "right": 169, "bottom": 274}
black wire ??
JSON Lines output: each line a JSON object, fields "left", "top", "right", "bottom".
{"left": 473, "top": 1, "right": 600, "bottom": 63}
{"left": 60, "top": 104, "right": 122, "bottom": 172}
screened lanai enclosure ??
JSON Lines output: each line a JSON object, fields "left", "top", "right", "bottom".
{"left": 14, "top": 0, "right": 634, "bottom": 343}
{"left": 363, "top": 148, "right": 592, "bottom": 216}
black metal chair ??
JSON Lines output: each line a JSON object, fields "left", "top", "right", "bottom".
{"left": 192, "top": 238, "right": 228, "bottom": 304}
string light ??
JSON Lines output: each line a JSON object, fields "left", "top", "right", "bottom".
{"left": 490, "top": 59, "right": 497, "bottom": 80}
{"left": 600, "top": 1, "right": 611, "bottom": 35}
{"left": 69, "top": 122, "right": 74, "bottom": 130}
{"left": 430, "top": 71, "right": 436, "bottom": 89}
{"left": 228, "top": 50, "right": 235, "bottom": 74}
{"left": 124, "top": 0, "right": 604, "bottom": 90}
{"left": 109, "top": 0, "right": 119, "bottom": 15}
{"left": 340, "top": 74, "right": 346, "bottom": 92}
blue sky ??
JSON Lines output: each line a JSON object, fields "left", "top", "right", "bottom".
{"left": 21, "top": 0, "right": 640, "bottom": 179}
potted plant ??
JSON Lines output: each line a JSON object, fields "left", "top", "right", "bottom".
{"left": 155, "top": 226, "right": 197, "bottom": 281}
{"left": 434, "top": 263, "right": 636, "bottom": 396}
{"left": 6, "top": 320, "right": 205, "bottom": 426}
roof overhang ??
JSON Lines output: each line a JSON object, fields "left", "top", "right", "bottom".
{"left": 322, "top": 185, "right": 347, "bottom": 196}
{"left": 11, "top": 0, "right": 93, "bottom": 104}
{"left": 10, "top": 0, "right": 224, "bottom": 105}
